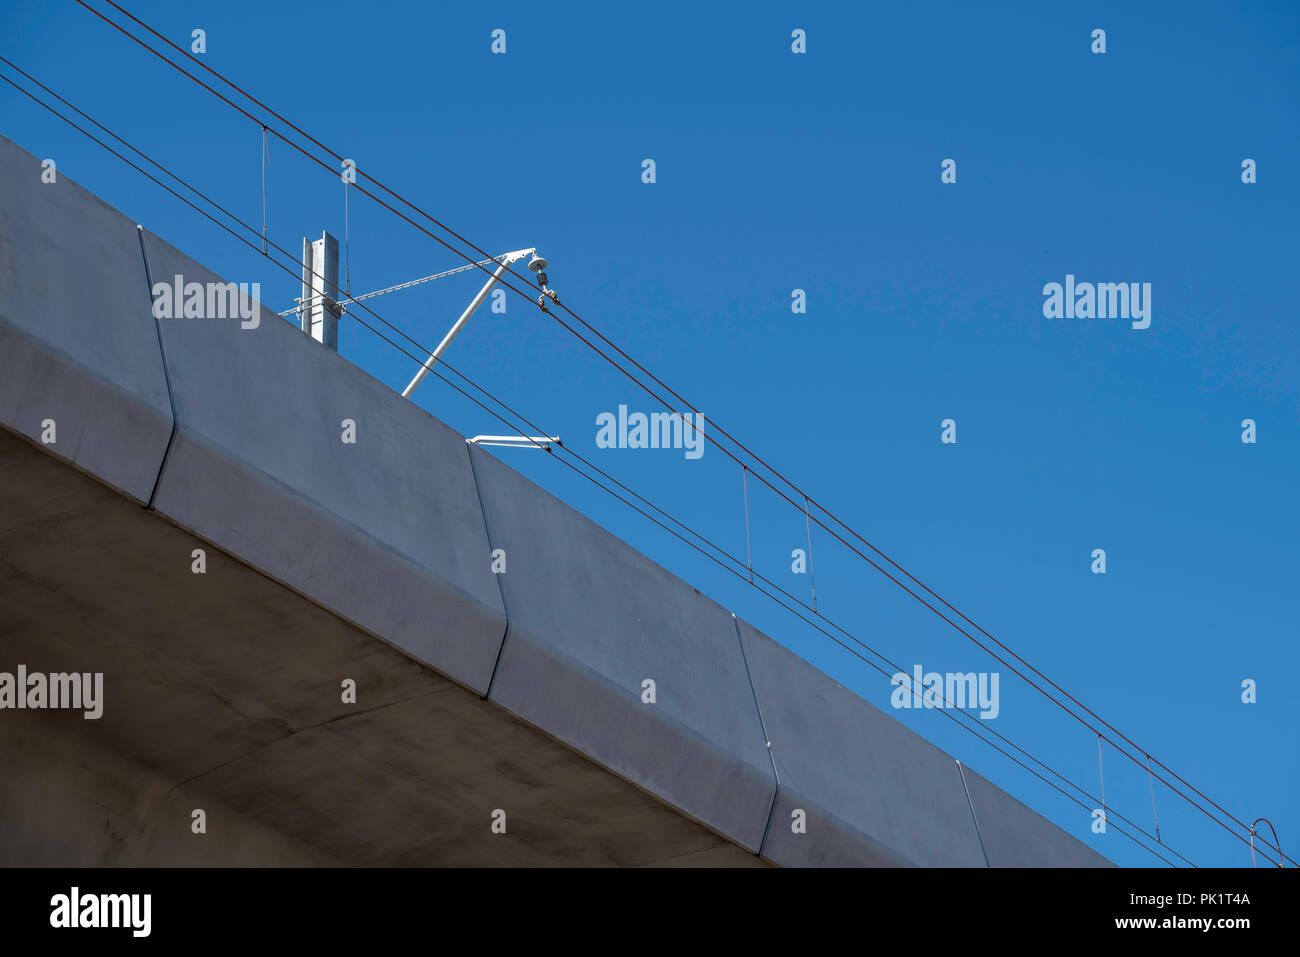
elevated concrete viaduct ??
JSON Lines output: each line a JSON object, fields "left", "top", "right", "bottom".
{"left": 0, "top": 132, "right": 1110, "bottom": 866}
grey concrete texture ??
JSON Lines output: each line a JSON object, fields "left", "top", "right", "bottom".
{"left": 0, "top": 135, "right": 172, "bottom": 503}
{"left": 961, "top": 765, "right": 1113, "bottom": 867}
{"left": 0, "top": 426, "right": 764, "bottom": 866}
{"left": 737, "top": 618, "right": 990, "bottom": 867}
{"left": 0, "top": 713, "right": 340, "bottom": 866}
{"left": 469, "top": 443, "right": 777, "bottom": 852}
{"left": 138, "top": 228, "right": 507, "bottom": 694}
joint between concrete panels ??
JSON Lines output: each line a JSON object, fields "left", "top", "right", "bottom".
{"left": 467, "top": 442, "right": 511, "bottom": 701}
{"left": 136, "top": 223, "right": 178, "bottom": 511}
{"left": 734, "top": 613, "right": 781, "bottom": 859}
{"left": 956, "top": 760, "right": 991, "bottom": 868}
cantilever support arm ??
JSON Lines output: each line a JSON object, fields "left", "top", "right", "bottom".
{"left": 401, "top": 248, "right": 534, "bottom": 398}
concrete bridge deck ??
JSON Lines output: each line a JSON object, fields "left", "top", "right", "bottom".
{"left": 0, "top": 132, "right": 1110, "bottom": 867}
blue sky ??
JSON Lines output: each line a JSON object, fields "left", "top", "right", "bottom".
{"left": 2, "top": 0, "right": 1296, "bottom": 867}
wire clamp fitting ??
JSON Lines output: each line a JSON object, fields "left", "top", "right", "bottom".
{"left": 533, "top": 263, "right": 558, "bottom": 312}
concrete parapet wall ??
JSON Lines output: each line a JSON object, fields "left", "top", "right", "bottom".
{"left": 470, "top": 443, "right": 776, "bottom": 851}
{"left": 0, "top": 136, "right": 172, "bottom": 504}
{"left": 140, "top": 229, "right": 507, "bottom": 694}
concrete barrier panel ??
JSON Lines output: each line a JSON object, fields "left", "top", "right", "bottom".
{"left": 470, "top": 444, "right": 775, "bottom": 852}
{"left": 961, "top": 765, "right": 1113, "bottom": 867}
{"left": 737, "top": 619, "right": 989, "bottom": 866}
{"left": 0, "top": 135, "right": 172, "bottom": 502}
{"left": 140, "top": 230, "right": 506, "bottom": 693}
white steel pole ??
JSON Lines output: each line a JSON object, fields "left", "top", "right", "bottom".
{"left": 299, "top": 236, "right": 312, "bottom": 334}
{"left": 401, "top": 249, "right": 533, "bottom": 399}
{"left": 309, "top": 232, "right": 340, "bottom": 351}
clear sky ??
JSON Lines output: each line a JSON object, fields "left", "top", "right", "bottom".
{"left": 2, "top": 0, "right": 1296, "bottom": 867}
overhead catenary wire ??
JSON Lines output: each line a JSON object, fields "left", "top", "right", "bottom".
{"left": 48, "top": 9, "right": 1282, "bottom": 865}
{"left": 47, "top": 5, "right": 1292, "bottom": 865}
{"left": 45, "top": 10, "right": 1274, "bottom": 866}
{"left": 73, "top": 0, "right": 548, "bottom": 321}
{"left": 0, "top": 63, "right": 1199, "bottom": 869}
{"left": 2, "top": 62, "right": 1204, "bottom": 871}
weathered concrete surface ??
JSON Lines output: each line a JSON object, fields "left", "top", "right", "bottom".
{"left": 470, "top": 444, "right": 776, "bottom": 852}
{"left": 139, "top": 230, "right": 507, "bottom": 694}
{"left": 737, "top": 618, "right": 989, "bottom": 867}
{"left": 0, "top": 136, "right": 172, "bottom": 503}
{"left": 961, "top": 765, "right": 1113, "bottom": 867}
{"left": 0, "top": 713, "right": 339, "bottom": 866}
{"left": 0, "top": 425, "right": 764, "bottom": 866}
